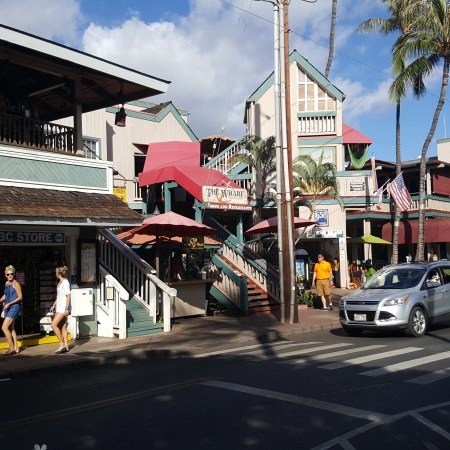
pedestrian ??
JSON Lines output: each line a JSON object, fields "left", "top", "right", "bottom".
{"left": 50, "top": 266, "right": 71, "bottom": 354}
{"left": 311, "top": 254, "right": 334, "bottom": 311}
{"left": 0, "top": 265, "right": 23, "bottom": 355}
{"left": 364, "top": 259, "right": 376, "bottom": 280}
{"left": 332, "top": 257, "right": 340, "bottom": 288}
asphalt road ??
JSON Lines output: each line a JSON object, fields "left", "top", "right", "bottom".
{"left": 2, "top": 325, "right": 450, "bottom": 450}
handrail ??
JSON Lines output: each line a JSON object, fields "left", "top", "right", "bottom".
{"left": 212, "top": 254, "right": 248, "bottom": 312}
{"left": 204, "top": 136, "right": 247, "bottom": 171}
{"left": 97, "top": 228, "right": 176, "bottom": 332}
{"left": 0, "top": 112, "right": 74, "bottom": 153}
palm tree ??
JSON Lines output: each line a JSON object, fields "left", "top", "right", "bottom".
{"left": 292, "top": 153, "right": 341, "bottom": 226}
{"left": 358, "top": 0, "right": 415, "bottom": 264}
{"left": 325, "top": 0, "right": 338, "bottom": 79}
{"left": 391, "top": 0, "right": 450, "bottom": 261}
{"left": 232, "top": 135, "right": 276, "bottom": 222}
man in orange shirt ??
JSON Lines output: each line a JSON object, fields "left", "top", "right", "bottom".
{"left": 311, "top": 254, "right": 334, "bottom": 311}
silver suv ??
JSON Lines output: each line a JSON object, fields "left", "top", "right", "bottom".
{"left": 340, "top": 262, "right": 450, "bottom": 337}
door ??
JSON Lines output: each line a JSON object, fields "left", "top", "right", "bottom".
{"left": 424, "top": 268, "right": 446, "bottom": 321}
{"left": 438, "top": 265, "right": 450, "bottom": 321}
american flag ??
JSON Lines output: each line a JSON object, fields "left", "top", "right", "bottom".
{"left": 389, "top": 173, "right": 412, "bottom": 212}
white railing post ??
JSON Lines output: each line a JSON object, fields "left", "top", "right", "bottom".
{"left": 119, "top": 299, "right": 127, "bottom": 339}
{"left": 163, "top": 288, "right": 177, "bottom": 332}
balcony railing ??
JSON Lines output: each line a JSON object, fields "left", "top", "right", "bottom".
{"left": 0, "top": 112, "right": 74, "bottom": 154}
{"left": 298, "top": 114, "right": 336, "bottom": 135}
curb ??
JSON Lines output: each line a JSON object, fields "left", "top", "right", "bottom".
{"left": 5, "top": 319, "right": 342, "bottom": 379}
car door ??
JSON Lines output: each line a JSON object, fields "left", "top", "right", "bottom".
{"left": 423, "top": 268, "right": 445, "bottom": 321}
{"left": 438, "top": 265, "right": 450, "bottom": 320}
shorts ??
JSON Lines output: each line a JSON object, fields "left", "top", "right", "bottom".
{"left": 316, "top": 279, "right": 331, "bottom": 296}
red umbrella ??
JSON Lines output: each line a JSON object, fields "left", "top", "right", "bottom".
{"left": 245, "top": 216, "right": 316, "bottom": 235}
{"left": 131, "top": 211, "right": 216, "bottom": 238}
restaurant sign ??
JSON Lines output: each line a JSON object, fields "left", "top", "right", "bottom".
{"left": 202, "top": 186, "right": 248, "bottom": 205}
{"left": 205, "top": 203, "right": 253, "bottom": 212}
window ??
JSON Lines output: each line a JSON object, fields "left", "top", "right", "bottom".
{"left": 83, "top": 137, "right": 101, "bottom": 159}
{"left": 298, "top": 146, "right": 336, "bottom": 167}
{"left": 297, "top": 68, "right": 336, "bottom": 112}
{"left": 441, "top": 267, "right": 450, "bottom": 284}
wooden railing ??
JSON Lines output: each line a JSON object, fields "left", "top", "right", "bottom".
{"left": 97, "top": 228, "right": 175, "bottom": 332}
{"left": 204, "top": 136, "right": 247, "bottom": 174}
{"left": 298, "top": 114, "right": 336, "bottom": 135}
{"left": 0, "top": 112, "right": 74, "bottom": 153}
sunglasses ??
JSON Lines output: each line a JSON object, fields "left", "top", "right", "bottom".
{"left": 6, "top": 273, "right": 14, "bottom": 276}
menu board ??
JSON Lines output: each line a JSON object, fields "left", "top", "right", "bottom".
{"left": 79, "top": 240, "right": 98, "bottom": 285}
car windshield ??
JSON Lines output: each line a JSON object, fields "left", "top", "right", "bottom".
{"left": 362, "top": 267, "right": 426, "bottom": 290}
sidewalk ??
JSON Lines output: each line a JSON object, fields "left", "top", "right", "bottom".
{"left": 0, "top": 290, "right": 349, "bottom": 378}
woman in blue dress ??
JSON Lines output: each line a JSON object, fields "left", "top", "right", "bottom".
{"left": 1, "top": 265, "right": 23, "bottom": 355}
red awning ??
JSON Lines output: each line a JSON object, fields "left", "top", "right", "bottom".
{"left": 138, "top": 141, "right": 241, "bottom": 201}
{"left": 381, "top": 218, "right": 450, "bottom": 244}
{"left": 343, "top": 123, "right": 372, "bottom": 145}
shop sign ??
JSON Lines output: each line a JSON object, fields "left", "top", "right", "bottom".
{"left": 183, "top": 237, "right": 205, "bottom": 249}
{"left": 113, "top": 186, "right": 127, "bottom": 203}
{"left": 205, "top": 202, "right": 253, "bottom": 211}
{"left": 0, "top": 231, "right": 65, "bottom": 244}
{"left": 304, "top": 228, "right": 343, "bottom": 239}
{"left": 202, "top": 186, "right": 248, "bottom": 205}
{"left": 314, "top": 209, "right": 329, "bottom": 227}
{"left": 349, "top": 181, "right": 365, "bottom": 191}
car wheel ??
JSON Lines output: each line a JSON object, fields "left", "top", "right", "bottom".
{"left": 407, "top": 307, "right": 427, "bottom": 337}
{"left": 343, "top": 326, "right": 363, "bottom": 336}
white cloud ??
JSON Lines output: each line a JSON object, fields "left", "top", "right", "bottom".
{"left": 0, "top": 0, "right": 83, "bottom": 45}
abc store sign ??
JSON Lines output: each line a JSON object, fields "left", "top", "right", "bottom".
{"left": 0, "top": 231, "right": 65, "bottom": 245}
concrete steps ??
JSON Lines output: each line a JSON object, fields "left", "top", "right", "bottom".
{"left": 126, "top": 297, "right": 163, "bottom": 338}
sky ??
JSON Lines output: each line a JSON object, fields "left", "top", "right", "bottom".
{"left": 1, "top": 0, "right": 449, "bottom": 162}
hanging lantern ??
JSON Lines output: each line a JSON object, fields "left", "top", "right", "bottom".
{"left": 115, "top": 105, "right": 127, "bottom": 127}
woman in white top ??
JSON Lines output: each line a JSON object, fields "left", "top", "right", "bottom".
{"left": 50, "top": 266, "right": 71, "bottom": 354}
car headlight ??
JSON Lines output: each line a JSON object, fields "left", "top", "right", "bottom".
{"left": 382, "top": 296, "right": 409, "bottom": 306}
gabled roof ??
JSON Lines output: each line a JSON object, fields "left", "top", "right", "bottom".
{"left": 247, "top": 50, "right": 345, "bottom": 105}
{"left": 106, "top": 101, "right": 198, "bottom": 141}
{"left": 342, "top": 124, "right": 372, "bottom": 145}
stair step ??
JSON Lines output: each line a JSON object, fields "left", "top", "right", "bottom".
{"left": 127, "top": 325, "right": 163, "bottom": 337}
{"left": 127, "top": 322, "right": 162, "bottom": 332}
{"left": 248, "top": 294, "right": 268, "bottom": 301}
{"left": 248, "top": 299, "right": 272, "bottom": 307}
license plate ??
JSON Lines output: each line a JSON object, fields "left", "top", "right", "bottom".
{"left": 354, "top": 314, "right": 367, "bottom": 321}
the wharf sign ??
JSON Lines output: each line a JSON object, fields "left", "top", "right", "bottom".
{"left": 202, "top": 185, "right": 248, "bottom": 205}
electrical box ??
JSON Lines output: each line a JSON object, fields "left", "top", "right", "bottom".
{"left": 71, "top": 288, "right": 94, "bottom": 317}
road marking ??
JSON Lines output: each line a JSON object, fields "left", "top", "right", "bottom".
{"left": 0, "top": 378, "right": 11, "bottom": 382}
{"left": 411, "top": 413, "right": 450, "bottom": 441}
{"left": 1, "top": 377, "right": 210, "bottom": 430}
{"left": 253, "top": 343, "right": 354, "bottom": 361}
{"left": 202, "top": 380, "right": 388, "bottom": 422}
{"left": 193, "top": 340, "right": 298, "bottom": 358}
{"left": 242, "top": 342, "right": 323, "bottom": 356}
{"left": 320, "top": 347, "right": 423, "bottom": 370}
{"left": 278, "top": 345, "right": 387, "bottom": 365}
{"left": 361, "top": 351, "right": 450, "bottom": 377}
{"left": 407, "top": 366, "right": 450, "bottom": 385}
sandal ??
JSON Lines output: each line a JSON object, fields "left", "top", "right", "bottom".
{"left": 5, "top": 350, "right": 17, "bottom": 356}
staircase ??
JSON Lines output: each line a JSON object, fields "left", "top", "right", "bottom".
{"left": 97, "top": 228, "right": 176, "bottom": 338}
{"left": 126, "top": 297, "right": 164, "bottom": 337}
{"left": 204, "top": 137, "right": 252, "bottom": 191}
{"left": 208, "top": 218, "right": 280, "bottom": 315}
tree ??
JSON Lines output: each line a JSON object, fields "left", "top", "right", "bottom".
{"left": 232, "top": 135, "right": 276, "bottom": 222}
{"left": 325, "top": 0, "right": 338, "bottom": 79}
{"left": 391, "top": 0, "right": 450, "bottom": 261}
{"left": 292, "top": 153, "right": 341, "bottom": 229}
{"left": 358, "top": 0, "right": 415, "bottom": 264}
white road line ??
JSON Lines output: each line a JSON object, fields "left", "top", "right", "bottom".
{"left": 278, "top": 345, "right": 387, "bottom": 365}
{"left": 0, "top": 378, "right": 11, "bottom": 382}
{"left": 252, "top": 343, "right": 354, "bottom": 361}
{"left": 320, "top": 347, "right": 423, "bottom": 371}
{"left": 193, "top": 340, "right": 297, "bottom": 358}
{"left": 242, "top": 342, "right": 323, "bottom": 355}
{"left": 361, "top": 351, "right": 450, "bottom": 377}
{"left": 407, "top": 366, "right": 450, "bottom": 385}
{"left": 411, "top": 413, "right": 450, "bottom": 441}
{"left": 202, "top": 380, "right": 388, "bottom": 422}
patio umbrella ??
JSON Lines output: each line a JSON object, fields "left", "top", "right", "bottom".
{"left": 245, "top": 216, "right": 316, "bottom": 235}
{"left": 127, "top": 211, "right": 216, "bottom": 277}
{"left": 348, "top": 234, "right": 392, "bottom": 245}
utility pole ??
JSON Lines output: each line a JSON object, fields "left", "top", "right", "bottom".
{"left": 281, "top": 0, "right": 297, "bottom": 323}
